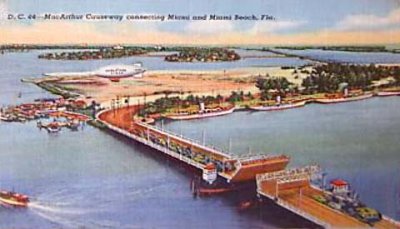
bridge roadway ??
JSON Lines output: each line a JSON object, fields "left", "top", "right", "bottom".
{"left": 257, "top": 179, "right": 399, "bottom": 228}
{"left": 96, "top": 106, "right": 400, "bottom": 228}
{"left": 96, "top": 105, "right": 242, "bottom": 181}
{"left": 97, "top": 105, "right": 290, "bottom": 183}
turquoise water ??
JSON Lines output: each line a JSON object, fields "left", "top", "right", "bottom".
{"left": 274, "top": 48, "right": 400, "bottom": 64}
{"left": 0, "top": 50, "right": 399, "bottom": 228}
{"left": 160, "top": 97, "right": 400, "bottom": 220}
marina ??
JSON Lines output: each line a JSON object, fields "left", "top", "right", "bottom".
{"left": 0, "top": 98, "right": 90, "bottom": 134}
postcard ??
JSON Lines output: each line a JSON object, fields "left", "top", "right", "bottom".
{"left": 0, "top": 0, "right": 399, "bottom": 228}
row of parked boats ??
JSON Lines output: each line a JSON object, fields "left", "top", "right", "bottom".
{"left": 0, "top": 109, "right": 49, "bottom": 122}
{"left": 0, "top": 100, "right": 90, "bottom": 134}
{"left": 37, "top": 119, "right": 82, "bottom": 133}
{"left": 164, "top": 90, "right": 400, "bottom": 120}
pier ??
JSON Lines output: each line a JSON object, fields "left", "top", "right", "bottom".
{"left": 256, "top": 166, "right": 400, "bottom": 228}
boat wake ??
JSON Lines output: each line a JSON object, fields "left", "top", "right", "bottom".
{"left": 29, "top": 199, "right": 144, "bottom": 229}
{"left": 28, "top": 200, "right": 94, "bottom": 228}
{"left": 29, "top": 201, "right": 90, "bottom": 215}
{"left": 23, "top": 181, "right": 171, "bottom": 228}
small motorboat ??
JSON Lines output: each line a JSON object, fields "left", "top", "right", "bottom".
{"left": 67, "top": 120, "right": 80, "bottom": 131}
{"left": 238, "top": 201, "right": 254, "bottom": 211}
{"left": 0, "top": 190, "right": 30, "bottom": 207}
{"left": 46, "top": 122, "right": 61, "bottom": 133}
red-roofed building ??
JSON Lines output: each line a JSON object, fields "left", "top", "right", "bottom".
{"left": 330, "top": 179, "right": 349, "bottom": 194}
{"left": 203, "top": 163, "right": 217, "bottom": 184}
{"left": 68, "top": 99, "right": 87, "bottom": 109}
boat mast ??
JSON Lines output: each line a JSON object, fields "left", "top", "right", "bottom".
{"left": 202, "top": 129, "right": 206, "bottom": 145}
{"left": 228, "top": 137, "right": 232, "bottom": 153}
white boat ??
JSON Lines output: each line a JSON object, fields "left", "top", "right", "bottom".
{"left": 376, "top": 91, "right": 400, "bottom": 97}
{"left": 0, "top": 115, "right": 8, "bottom": 121}
{"left": 165, "top": 107, "right": 235, "bottom": 120}
{"left": 0, "top": 115, "right": 12, "bottom": 122}
{"left": 250, "top": 101, "right": 307, "bottom": 111}
{"left": 315, "top": 93, "right": 373, "bottom": 104}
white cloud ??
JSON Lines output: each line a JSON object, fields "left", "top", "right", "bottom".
{"left": 185, "top": 20, "right": 234, "bottom": 34}
{"left": 249, "top": 20, "right": 307, "bottom": 34}
{"left": 336, "top": 8, "right": 400, "bottom": 31}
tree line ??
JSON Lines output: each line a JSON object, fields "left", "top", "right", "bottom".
{"left": 255, "top": 63, "right": 400, "bottom": 98}
{"left": 301, "top": 63, "right": 400, "bottom": 94}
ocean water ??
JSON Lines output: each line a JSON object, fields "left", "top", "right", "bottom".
{"left": 0, "top": 50, "right": 399, "bottom": 228}
{"left": 160, "top": 97, "right": 400, "bottom": 220}
{"left": 273, "top": 48, "right": 400, "bottom": 64}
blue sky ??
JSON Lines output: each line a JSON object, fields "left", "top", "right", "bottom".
{"left": 6, "top": 0, "right": 399, "bottom": 32}
{"left": 1, "top": 0, "right": 400, "bottom": 44}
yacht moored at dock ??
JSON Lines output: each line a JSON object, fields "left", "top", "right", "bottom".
{"left": 315, "top": 93, "right": 373, "bottom": 104}
{"left": 250, "top": 100, "right": 307, "bottom": 111}
{"left": 164, "top": 105, "right": 235, "bottom": 120}
{"left": 43, "top": 122, "right": 62, "bottom": 133}
{"left": 376, "top": 91, "right": 400, "bottom": 97}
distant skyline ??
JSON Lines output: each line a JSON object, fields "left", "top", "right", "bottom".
{"left": 1, "top": 0, "right": 400, "bottom": 45}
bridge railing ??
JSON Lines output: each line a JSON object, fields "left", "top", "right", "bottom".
{"left": 97, "top": 108, "right": 282, "bottom": 164}
{"left": 138, "top": 122, "right": 234, "bottom": 159}
{"left": 256, "top": 183, "right": 330, "bottom": 228}
{"left": 257, "top": 165, "right": 320, "bottom": 182}
{"left": 382, "top": 215, "right": 400, "bottom": 227}
{"left": 97, "top": 116, "right": 205, "bottom": 170}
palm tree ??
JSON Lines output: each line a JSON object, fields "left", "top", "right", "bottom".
{"left": 394, "top": 67, "right": 400, "bottom": 85}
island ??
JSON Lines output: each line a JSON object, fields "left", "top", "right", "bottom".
{"left": 164, "top": 47, "right": 240, "bottom": 62}
{"left": 5, "top": 45, "right": 243, "bottom": 62}
{"left": 37, "top": 45, "right": 157, "bottom": 60}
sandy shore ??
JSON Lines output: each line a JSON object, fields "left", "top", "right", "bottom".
{"left": 377, "top": 63, "right": 400, "bottom": 67}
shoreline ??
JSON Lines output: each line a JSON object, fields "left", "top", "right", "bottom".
{"left": 24, "top": 67, "right": 400, "bottom": 120}
{"left": 155, "top": 92, "right": 398, "bottom": 123}
{"left": 22, "top": 66, "right": 311, "bottom": 108}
